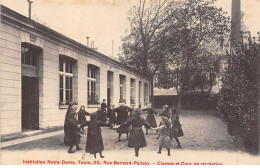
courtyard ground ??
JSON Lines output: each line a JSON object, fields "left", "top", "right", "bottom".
{"left": 1, "top": 110, "right": 259, "bottom": 165}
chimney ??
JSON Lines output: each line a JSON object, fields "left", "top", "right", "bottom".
{"left": 86, "top": 37, "right": 89, "bottom": 47}
{"left": 231, "top": 0, "right": 241, "bottom": 46}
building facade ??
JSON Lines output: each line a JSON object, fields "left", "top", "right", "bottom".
{"left": 0, "top": 6, "right": 151, "bottom": 136}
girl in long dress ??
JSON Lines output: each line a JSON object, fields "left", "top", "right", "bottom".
{"left": 77, "top": 105, "right": 90, "bottom": 133}
{"left": 170, "top": 108, "right": 183, "bottom": 148}
{"left": 82, "top": 112, "right": 113, "bottom": 159}
{"left": 64, "top": 103, "right": 83, "bottom": 153}
{"left": 118, "top": 109, "right": 151, "bottom": 157}
{"left": 141, "top": 103, "right": 157, "bottom": 134}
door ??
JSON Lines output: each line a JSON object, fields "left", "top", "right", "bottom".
{"left": 107, "top": 88, "right": 111, "bottom": 107}
{"left": 22, "top": 76, "right": 39, "bottom": 130}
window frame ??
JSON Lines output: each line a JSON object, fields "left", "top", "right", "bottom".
{"left": 130, "top": 78, "right": 136, "bottom": 105}
{"left": 87, "top": 65, "right": 99, "bottom": 105}
{"left": 119, "top": 75, "right": 126, "bottom": 102}
{"left": 59, "top": 58, "right": 74, "bottom": 105}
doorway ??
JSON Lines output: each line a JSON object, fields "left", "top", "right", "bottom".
{"left": 22, "top": 76, "right": 39, "bottom": 130}
{"left": 107, "top": 71, "right": 114, "bottom": 107}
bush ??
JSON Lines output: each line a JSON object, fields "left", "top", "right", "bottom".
{"left": 218, "top": 37, "right": 260, "bottom": 154}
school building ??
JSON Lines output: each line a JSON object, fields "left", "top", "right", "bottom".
{"left": 0, "top": 5, "right": 151, "bottom": 137}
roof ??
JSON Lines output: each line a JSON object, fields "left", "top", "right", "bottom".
{"left": 0, "top": 5, "right": 150, "bottom": 81}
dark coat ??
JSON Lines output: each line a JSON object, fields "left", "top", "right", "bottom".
{"left": 120, "top": 116, "right": 151, "bottom": 148}
{"left": 160, "top": 109, "right": 171, "bottom": 119}
{"left": 142, "top": 108, "right": 157, "bottom": 128}
{"left": 170, "top": 114, "right": 184, "bottom": 137}
{"left": 101, "top": 103, "right": 107, "bottom": 112}
{"left": 115, "top": 105, "right": 132, "bottom": 133}
{"left": 83, "top": 120, "right": 112, "bottom": 154}
{"left": 115, "top": 105, "right": 132, "bottom": 124}
{"left": 64, "top": 111, "right": 81, "bottom": 146}
{"left": 97, "top": 110, "right": 107, "bottom": 122}
{"left": 77, "top": 110, "right": 90, "bottom": 124}
{"left": 107, "top": 107, "right": 117, "bottom": 124}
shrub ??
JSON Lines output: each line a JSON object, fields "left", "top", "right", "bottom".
{"left": 218, "top": 37, "right": 260, "bottom": 154}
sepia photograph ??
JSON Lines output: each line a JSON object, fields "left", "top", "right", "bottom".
{"left": 0, "top": 0, "right": 259, "bottom": 166}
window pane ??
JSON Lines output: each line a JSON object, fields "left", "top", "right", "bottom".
{"left": 21, "top": 47, "right": 25, "bottom": 64}
{"left": 31, "top": 48, "right": 38, "bottom": 66}
{"left": 65, "top": 61, "right": 73, "bottom": 73}
{"left": 66, "top": 77, "right": 69, "bottom": 89}
{"left": 60, "top": 89, "right": 63, "bottom": 102}
{"left": 70, "top": 77, "right": 73, "bottom": 89}
{"left": 88, "top": 67, "right": 90, "bottom": 78}
{"left": 66, "top": 90, "right": 69, "bottom": 102}
{"left": 88, "top": 80, "right": 90, "bottom": 92}
{"left": 32, "top": 55, "right": 37, "bottom": 66}
{"left": 65, "top": 61, "right": 69, "bottom": 73}
{"left": 70, "top": 62, "right": 73, "bottom": 73}
{"left": 70, "top": 90, "right": 73, "bottom": 102}
{"left": 59, "top": 59, "right": 63, "bottom": 71}
{"left": 24, "top": 47, "right": 31, "bottom": 65}
{"left": 60, "top": 75, "right": 63, "bottom": 89}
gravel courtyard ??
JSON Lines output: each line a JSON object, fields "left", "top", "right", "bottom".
{"left": 3, "top": 109, "right": 235, "bottom": 151}
{"left": 2, "top": 110, "right": 259, "bottom": 165}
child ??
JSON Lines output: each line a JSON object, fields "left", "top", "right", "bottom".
{"left": 118, "top": 109, "right": 151, "bottom": 157}
{"left": 170, "top": 108, "right": 183, "bottom": 148}
{"left": 101, "top": 99, "right": 107, "bottom": 112}
{"left": 77, "top": 105, "right": 90, "bottom": 133}
{"left": 152, "top": 117, "right": 172, "bottom": 156}
{"left": 141, "top": 103, "right": 157, "bottom": 134}
{"left": 114, "top": 100, "right": 132, "bottom": 142}
{"left": 64, "top": 108, "right": 83, "bottom": 153}
{"left": 156, "top": 105, "right": 171, "bottom": 139}
{"left": 107, "top": 105, "right": 117, "bottom": 126}
{"left": 82, "top": 112, "right": 113, "bottom": 159}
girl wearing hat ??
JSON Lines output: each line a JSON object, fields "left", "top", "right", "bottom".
{"left": 118, "top": 109, "right": 151, "bottom": 157}
{"left": 152, "top": 117, "right": 172, "bottom": 156}
{"left": 82, "top": 112, "right": 113, "bottom": 159}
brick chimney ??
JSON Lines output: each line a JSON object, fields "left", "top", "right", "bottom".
{"left": 231, "top": 0, "right": 241, "bottom": 46}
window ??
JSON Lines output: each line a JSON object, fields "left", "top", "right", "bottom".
{"left": 144, "top": 83, "right": 149, "bottom": 106}
{"left": 139, "top": 81, "right": 142, "bottom": 105}
{"left": 21, "top": 44, "right": 40, "bottom": 66}
{"left": 59, "top": 56, "right": 74, "bottom": 105}
{"left": 88, "top": 65, "right": 99, "bottom": 105}
{"left": 130, "top": 78, "right": 136, "bottom": 104}
{"left": 119, "top": 75, "right": 126, "bottom": 102}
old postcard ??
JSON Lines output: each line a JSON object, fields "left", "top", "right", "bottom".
{"left": 0, "top": 0, "right": 259, "bottom": 166}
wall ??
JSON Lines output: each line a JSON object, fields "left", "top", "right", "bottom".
{"left": 0, "top": 20, "right": 151, "bottom": 136}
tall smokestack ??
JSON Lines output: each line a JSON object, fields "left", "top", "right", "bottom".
{"left": 231, "top": 0, "right": 241, "bottom": 46}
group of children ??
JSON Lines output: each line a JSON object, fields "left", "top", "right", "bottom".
{"left": 63, "top": 100, "right": 183, "bottom": 158}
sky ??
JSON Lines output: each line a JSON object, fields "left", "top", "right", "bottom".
{"left": 1, "top": 0, "right": 260, "bottom": 59}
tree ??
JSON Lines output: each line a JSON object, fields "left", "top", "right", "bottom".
{"left": 218, "top": 35, "right": 260, "bottom": 154}
{"left": 191, "top": 42, "right": 223, "bottom": 109}
{"left": 155, "top": 0, "right": 230, "bottom": 113}
{"left": 119, "top": 0, "right": 177, "bottom": 102}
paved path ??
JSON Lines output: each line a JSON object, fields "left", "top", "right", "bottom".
{"left": 1, "top": 130, "right": 64, "bottom": 148}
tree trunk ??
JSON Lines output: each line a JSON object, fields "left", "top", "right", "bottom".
{"left": 150, "top": 76, "right": 154, "bottom": 106}
{"left": 176, "top": 93, "right": 183, "bottom": 114}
